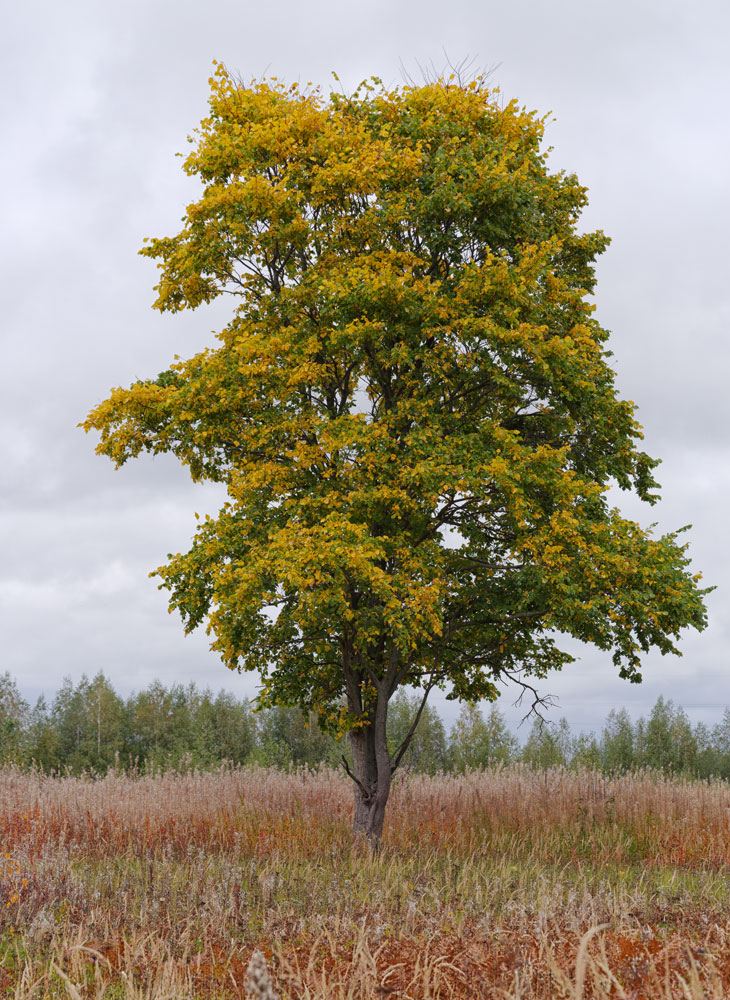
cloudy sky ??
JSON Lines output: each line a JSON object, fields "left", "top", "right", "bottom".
{"left": 2, "top": 0, "right": 728, "bottom": 736}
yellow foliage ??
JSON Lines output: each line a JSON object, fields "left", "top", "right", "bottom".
{"left": 81, "top": 66, "right": 709, "bottom": 736}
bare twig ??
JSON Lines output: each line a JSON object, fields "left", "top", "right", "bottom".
{"left": 502, "top": 669, "right": 557, "bottom": 725}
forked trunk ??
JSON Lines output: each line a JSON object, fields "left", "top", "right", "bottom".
{"left": 348, "top": 712, "right": 392, "bottom": 851}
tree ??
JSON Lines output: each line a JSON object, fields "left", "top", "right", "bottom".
{"left": 125, "top": 681, "right": 198, "bottom": 768}
{"left": 0, "top": 672, "right": 29, "bottom": 765}
{"left": 571, "top": 731, "right": 602, "bottom": 771}
{"left": 693, "top": 721, "right": 719, "bottom": 779}
{"left": 639, "top": 696, "right": 697, "bottom": 774}
{"left": 600, "top": 707, "right": 636, "bottom": 774}
{"left": 50, "top": 674, "right": 124, "bottom": 773}
{"left": 24, "top": 696, "right": 59, "bottom": 772}
{"left": 710, "top": 708, "right": 730, "bottom": 779}
{"left": 83, "top": 67, "right": 709, "bottom": 848}
{"left": 521, "top": 716, "right": 573, "bottom": 769}
{"left": 387, "top": 690, "right": 448, "bottom": 773}
{"left": 206, "top": 689, "right": 257, "bottom": 765}
{"left": 449, "top": 702, "right": 517, "bottom": 771}
{"left": 255, "top": 704, "right": 339, "bottom": 768}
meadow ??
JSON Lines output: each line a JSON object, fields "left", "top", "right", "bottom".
{"left": 0, "top": 764, "right": 729, "bottom": 999}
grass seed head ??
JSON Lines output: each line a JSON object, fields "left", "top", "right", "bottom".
{"left": 246, "top": 948, "right": 279, "bottom": 1000}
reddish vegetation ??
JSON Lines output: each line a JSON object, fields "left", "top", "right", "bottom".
{"left": 1, "top": 764, "right": 729, "bottom": 997}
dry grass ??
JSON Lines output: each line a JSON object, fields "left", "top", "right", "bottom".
{"left": 0, "top": 763, "right": 729, "bottom": 997}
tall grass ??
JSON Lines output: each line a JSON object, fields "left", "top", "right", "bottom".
{"left": 1, "top": 763, "right": 729, "bottom": 997}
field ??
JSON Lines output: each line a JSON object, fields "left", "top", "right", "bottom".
{"left": 1, "top": 765, "right": 730, "bottom": 998}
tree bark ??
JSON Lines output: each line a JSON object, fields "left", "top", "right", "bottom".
{"left": 348, "top": 709, "right": 392, "bottom": 851}
{"left": 342, "top": 642, "right": 399, "bottom": 852}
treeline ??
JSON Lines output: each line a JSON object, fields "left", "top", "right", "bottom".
{"left": 1, "top": 672, "right": 729, "bottom": 778}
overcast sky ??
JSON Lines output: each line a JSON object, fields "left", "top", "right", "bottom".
{"left": 1, "top": 0, "right": 728, "bottom": 736}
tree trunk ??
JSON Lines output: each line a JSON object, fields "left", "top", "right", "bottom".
{"left": 348, "top": 704, "right": 392, "bottom": 851}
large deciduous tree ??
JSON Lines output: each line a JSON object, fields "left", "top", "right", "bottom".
{"left": 83, "top": 66, "right": 709, "bottom": 848}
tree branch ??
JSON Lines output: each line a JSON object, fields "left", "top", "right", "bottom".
{"left": 389, "top": 680, "right": 435, "bottom": 775}
{"left": 341, "top": 754, "right": 372, "bottom": 802}
{"left": 502, "top": 669, "right": 556, "bottom": 725}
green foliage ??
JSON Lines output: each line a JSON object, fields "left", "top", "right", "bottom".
{"left": 448, "top": 702, "right": 518, "bottom": 771}
{"left": 521, "top": 716, "right": 574, "bottom": 769}
{"left": 570, "top": 731, "right": 602, "bottom": 770}
{"left": 252, "top": 704, "right": 339, "bottom": 768}
{"left": 6, "top": 673, "right": 730, "bottom": 782}
{"left": 47, "top": 674, "right": 125, "bottom": 774}
{"left": 600, "top": 707, "right": 636, "bottom": 774}
{"left": 81, "top": 67, "right": 709, "bottom": 747}
{"left": 77, "top": 68, "right": 712, "bottom": 842}
{"left": 124, "top": 681, "right": 258, "bottom": 769}
{"left": 387, "top": 691, "right": 449, "bottom": 773}
{"left": 205, "top": 689, "right": 258, "bottom": 764}
{"left": 24, "top": 696, "right": 58, "bottom": 772}
{"left": 0, "top": 672, "right": 29, "bottom": 765}
{"left": 126, "top": 681, "right": 192, "bottom": 766}
{"left": 693, "top": 722, "right": 720, "bottom": 780}
{"left": 129, "top": 683, "right": 259, "bottom": 769}
{"left": 636, "top": 696, "right": 697, "bottom": 774}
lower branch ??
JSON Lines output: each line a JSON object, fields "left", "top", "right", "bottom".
{"left": 389, "top": 679, "right": 435, "bottom": 775}
{"left": 341, "top": 754, "right": 372, "bottom": 802}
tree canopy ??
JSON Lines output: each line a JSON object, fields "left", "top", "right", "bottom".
{"left": 83, "top": 66, "right": 709, "bottom": 845}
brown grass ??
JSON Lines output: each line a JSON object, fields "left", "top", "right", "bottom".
{"left": 0, "top": 763, "right": 729, "bottom": 997}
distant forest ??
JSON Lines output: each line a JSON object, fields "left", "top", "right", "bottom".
{"left": 1, "top": 671, "right": 728, "bottom": 778}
